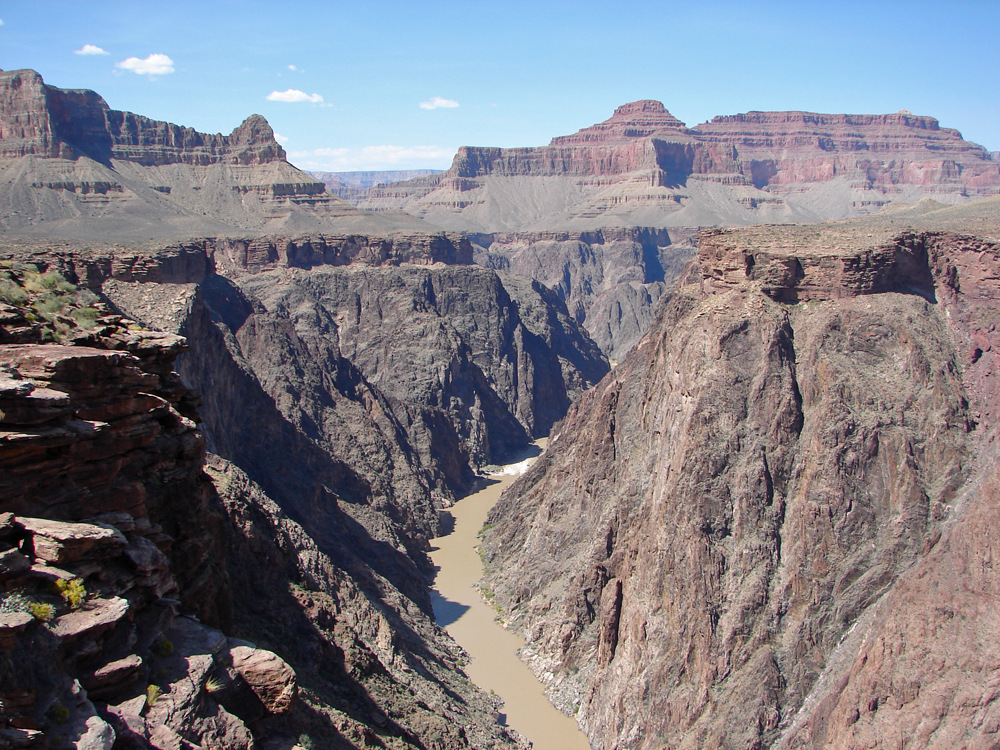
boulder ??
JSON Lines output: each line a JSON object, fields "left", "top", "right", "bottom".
{"left": 19, "top": 518, "right": 126, "bottom": 565}
{"left": 228, "top": 645, "right": 297, "bottom": 715}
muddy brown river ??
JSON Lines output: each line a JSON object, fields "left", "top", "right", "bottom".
{"left": 430, "top": 444, "right": 592, "bottom": 750}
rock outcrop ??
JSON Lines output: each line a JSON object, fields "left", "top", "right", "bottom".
{"left": 362, "top": 100, "right": 1000, "bottom": 232}
{"left": 0, "top": 269, "right": 294, "bottom": 748}
{"left": 482, "top": 207, "right": 1000, "bottom": 749}
{"left": 474, "top": 226, "right": 697, "bottom": 359}
{"left": 0, "top": 69, "right": 430, "bottom": 241}
{"left": 0, "top": 260, "right": 535, "bottom": 749}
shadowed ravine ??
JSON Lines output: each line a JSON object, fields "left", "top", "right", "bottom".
{"left": 430, "top": 441, "right": 592, "bottom": 750}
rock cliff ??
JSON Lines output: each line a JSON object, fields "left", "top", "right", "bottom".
{"left": 0, "top": 258, "right": 540, "bottom": 749}
{"left": 0, "top": 69, "right": 429, "bottom": 240}
{"left": 67, "top": 233, "right": 607, "bottom": 567}
{"left": 474, "top": 226, "right": 697, "bottom": 360}
{"left": 362, "top": 100, "right": 1000, "bottom": 232}
{"left": 0, "top": 267, "right": 297, "bottom": 748}
{"left": 482, "top": 206, "right": 1000, "bottom": 749}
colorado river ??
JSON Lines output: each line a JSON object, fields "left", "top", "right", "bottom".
{"left": 429, "top": 442, "right": 592, "bottom": 750}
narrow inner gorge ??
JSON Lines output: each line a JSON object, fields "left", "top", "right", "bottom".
{"left": 429, "top": 441, "right": 592, "bottom": 750}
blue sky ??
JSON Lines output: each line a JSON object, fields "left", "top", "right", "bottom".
{"left": 1, "top": 1, "right": 998, "bottom": 171}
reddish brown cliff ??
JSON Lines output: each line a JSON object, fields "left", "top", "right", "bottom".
{"left": 0, "top": 69, "right": 430, "bottom": 241}
{"left": 362, "top": 101, "right": 1000, "bottom": 232}
{"left": 0, "top": 69, "right": 285, "bottom": 167}
{"left": 482, "top": 213, "right": 1000, "bottom": 750}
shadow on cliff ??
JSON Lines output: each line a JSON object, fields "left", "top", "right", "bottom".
{"left": 176, "top": 276, "right": 434, "bottom": 610}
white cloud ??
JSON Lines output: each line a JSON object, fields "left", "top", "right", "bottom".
{"left": 267, "top": 88, "right": 324, "bottom": 104}
{"left": 75, "top": 44, "right": 109, "bottom": 56}
{"left": 116, "top": 53, "right": 174, "bottom": 75}
{"left": 287, "top": 64, "right": 299, "bottom": 72}
{"left": 0, "top": 18, "right": 4, "bottom": 26}
{"left": 287, "top": 144, "right": 455, "bottom": 171}
{"left": 274, "top": 132, "right": 290, "bottom": 145}
{"left": 419, "top": 96, "right": 459, "bottom": 110}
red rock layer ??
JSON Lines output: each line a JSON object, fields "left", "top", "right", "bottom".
{"left": 433, "top": 100, "right": 1000, "bottom": 195}
{"left": 551, "top": 100, "right": 690, "bottom": 145}
{"left": 0, "top": 69, "right": 285, "bottom": 166}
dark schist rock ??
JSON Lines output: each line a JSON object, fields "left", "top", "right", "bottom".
{"left": 474, "top": 226, "right": 697, "bottom": 359}
{"left": 89, "top": 235, "right": 606, "bottom": 583}
{"left": 0, "top": 262, "right": 525, "bottom": 749}
{"left": 482, "top": 223, "right": 998, "bottom": 750}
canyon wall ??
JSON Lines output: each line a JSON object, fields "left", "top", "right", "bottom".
{"left": 362, "top": 100, "right": 1000, "bottom": 232}
{"left": 482, "top": 218, "right": 1000, "bottom": 749}
{"left": 474, "top": 226, "right": 697, "bottom": 359}
{"left": 0, "top": 243, "right": 582, "bottom": 748}
{"left": 0, "top": 69, "right": 428, "bottom": 241}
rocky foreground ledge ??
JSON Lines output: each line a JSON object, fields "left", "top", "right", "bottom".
{"left": 0, "top": 277, "right": 296, "bottom": 748}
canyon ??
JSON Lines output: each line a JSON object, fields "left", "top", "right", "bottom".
{"left": 2, "top": 64, "right": 1000, "bottom": 750}
{"left": 482, "top": 205, "right": 1000, "bottom": 749}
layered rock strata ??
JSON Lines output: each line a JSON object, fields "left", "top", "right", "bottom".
{"left": 0, "top": 276, "right": 297, "bottom": 748}
{"left": 483, "top": 216, "right": 1000, "bottom": 749}
{"left": 0, "top": 262, "right": 532, "bottom": 749}
{"left": 362, "top": 100, "right": 1000, "bottom": 231}
{"left": 0, "top": 69, "right": 428, "bottom": 240}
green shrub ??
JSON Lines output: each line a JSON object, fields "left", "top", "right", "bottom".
{"left": 71, "top": 306, "right": 100, "bottom": 329}
{"left": 27, "top": 601, "right": 55, "bottom": 622}
{"left": 0, "top": 279, "right": 27, "bottom": 306}
{"left": 25, "top": 271, "right": 75, "bottom": 294}
{"left": 152, "top": 636, "right": 173, "bottom": 658}
{"left": 146, "top": 684, "right": 162, "bottom": 706}
{"left": 35, "top": 295, "right": 67, "bottom": 316}
{"left": 54, "top": 578, "right": 85, "bottom": 609}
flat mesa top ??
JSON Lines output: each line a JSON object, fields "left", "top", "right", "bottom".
{"left": 703, "top": 196, "right": 1000, "bottom": 256}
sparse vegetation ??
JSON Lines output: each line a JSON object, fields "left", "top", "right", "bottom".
{"left": 204, "top": 675, "right": 225, "bottom": 694}
{"left": 146, "top": 684, "right": 163, "bottom": 706}
{"left": 27, "top": 601, "right": 56, "bottom": 622}
{"left": 152, "top": 636, "right": 174, "bottom": 658}
{"left": 54, "top": 578, "right": 86, "bottom": 609}
{"left": 0, "top": 592, "right": 30, "bottom": 615}
{"left": 0, "top": 278, "right": 28, "bottom": 305}
{"left": 0, "top": 263, "right": 105, "bottom": 342}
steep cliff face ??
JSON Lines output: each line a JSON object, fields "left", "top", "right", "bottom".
{"left": 482, "top": 216, "right": 1000, "bottom": 749}
{"left": 0, "top": 267, "right": 300, "bottom": 749}
{"left": 0, "top": 258, "right": 535, "bottom": 749}
{"left": 474, "top": 226, "right": 697, "bottom": 359}
{"left": 0, "top": 69, "right": 429, "bottom": 240}
{"left": 361, "top": 100, "right": 1000, "bottom": 232}
{"left": 210, "top": 456, "right": 527, "bottom": 750}
{"left": 17, "top": 231, "right": 606, "bottom": 603}
{"left": 0, "top": 69, "right": 282, "bottom": 166}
